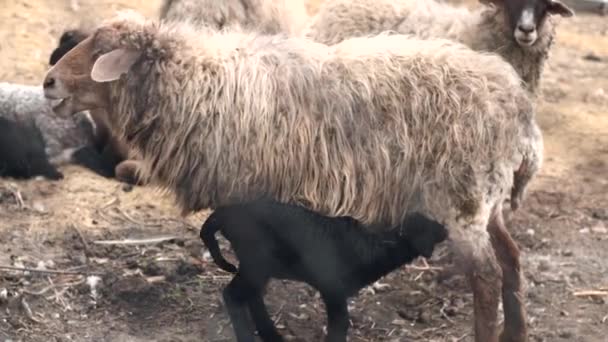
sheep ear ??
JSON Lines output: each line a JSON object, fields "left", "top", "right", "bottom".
{"left": 547, "top": 0, "right": 574, "bottom": 17}
{"left": 91, "top": 49, "right": 140, "bottom": 82}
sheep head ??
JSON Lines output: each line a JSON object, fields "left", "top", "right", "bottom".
{"left": 42, "top": 12, "right": 149, "bottom": 119}
{"left": 481, "top": 0, "right": 574, "bottom": 47}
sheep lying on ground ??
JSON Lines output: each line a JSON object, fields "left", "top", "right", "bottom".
{"left": 0, "top": 81, "right": 135, "bottom": 182}
{"left": 0, "top": 117, "right": 63, "bottom": 180}
{"left": 48, "top": 29, "right": 146, "bottom": 185}
{"left": 159, "top": 0, "right": 309, "bottom": 35}
{"left": 42, "top": 13, "right": 543, "bottom": 342}
{"left": 305, "top": 0, "right": 574, "bottom": 94}
{"left": 0, "top": 82, "right": 94, "bottom": 161}
{"left": 201, "top": 199, "right": 448, "bottom": 342}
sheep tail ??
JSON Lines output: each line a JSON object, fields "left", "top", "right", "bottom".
{"left": 511, "top": 149, "right": 541, "bottom": 211}
{"left": 200, "top": 215, "right": 238, "bottom": 274}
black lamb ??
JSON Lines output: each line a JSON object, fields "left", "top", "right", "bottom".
{"left": 0, "top": 117, "right": 63, "bottom": 180}
{"left": 200, "top": 199, "right": 448, "bottom": 342}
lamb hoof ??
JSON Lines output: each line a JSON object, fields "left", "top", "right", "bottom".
{"left": 115, "top": 160, "right": 145, "bottom": 186}
{"left": 499, "top": 330, "right": 528, "bottom": 342}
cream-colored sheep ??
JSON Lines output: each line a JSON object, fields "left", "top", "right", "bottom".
{"left": 160, "top": 0, "right": 309, "bottom": 35}
{"left": 305, "top": 0, "right": 574, "bottom": 95}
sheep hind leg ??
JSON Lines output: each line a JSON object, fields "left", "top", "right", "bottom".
{"left": 222, "top": 274, "right": 257, "bottom": 342}
{"left": 247, "top": 294, "right": 284, "bottom": 342}
{"left": 488, "top": 210, "right": 528, "bottom": 342}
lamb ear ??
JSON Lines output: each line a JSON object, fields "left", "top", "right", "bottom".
{"left": 547, "top": 0, "right": 574, "bottom": 17}
{"left": 91, "top": 49, "right": 141, "bottom": 82}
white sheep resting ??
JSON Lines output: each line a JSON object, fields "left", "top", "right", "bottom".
{"left": 159, "top": 0, "right": 309, "bottom": 35}
{"left": 42, "top": 13, "right": 543, "bottom": 342}
{"left": 0, "top": 82, "right": 94, "bottom": 163}
{"left": 304, "top": 0, "right": 574, "bottom": 94}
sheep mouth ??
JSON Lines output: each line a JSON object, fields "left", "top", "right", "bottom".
{"left": 47, "top": 97, "right": 74, "bottom": 117}
{"left": 516, "top": 38, "right": 535, "bottom": 46}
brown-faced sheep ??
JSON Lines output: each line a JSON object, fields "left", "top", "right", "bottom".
{"left": 42, "top": 13, "right": 542, "bottom": 342}
{"left": 48, "top": 28, "right": 146, "bottom": 185}
{"left": 159, "top": 0, "right": 309, "bottom": 35}
{"left": 305, "top": 0, "right": 574, "bottom": 95}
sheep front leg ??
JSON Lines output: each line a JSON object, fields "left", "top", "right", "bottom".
{"left": 488, "top": 210, "right": 528, "bottom": 342}
{"left": 468, "top": 258, "right": 501, "bottom": 342}
{"left": 454, "top": 218, "right": 502, "bottom": 342}
{"left": 322, "top": 294, "right": 349, "bottom": 342}
{"left": 222, "top": 274, "right": 256, "bottom": 342}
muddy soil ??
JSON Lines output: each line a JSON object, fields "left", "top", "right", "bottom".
{"left": 1, "top": 1, "right": 607, "bottom": 341}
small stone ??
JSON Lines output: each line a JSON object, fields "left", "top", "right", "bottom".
{"left": 561, "top": 250, "right": 574, "bottom": 257}
{"left": 417, "top": 309, "right": 431, "bottom": 323}
{"left": 583, "top": 52, "right": 603, "bottom": 62}
{"left": 31, "top": 202, "right": 46, "bottom": 213}
{"left": 537, "top": 260, "right": 551, "bottom": 272}
{"left": 591, "top": 223, "right": 607, "bottom": 234}
{"left": 558, "top": 330, "right": 574, "bottom": 339}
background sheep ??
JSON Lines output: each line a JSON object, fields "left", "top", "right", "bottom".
{"left": 305, "top": 0, "right": 575, "bottom": 94}
{"left": 0, "top": 82, "right": 94, "bottom": 161}
{"left": 0, "top": 81, "right": 138, "bottom": 183}
{"left": 201, "top": 199, "right": 448, "bottom": 342}
{"left": 0, "top": 117, "right": 64, "bottom": 181}
{"left": 160, "top": 0, "right": 309, "bottom": 35}
{"left": 42, "top": 14, "right": 543, "bottom": 342}
{"left": 48, "top": 29, "right": 145, "bottom": 185}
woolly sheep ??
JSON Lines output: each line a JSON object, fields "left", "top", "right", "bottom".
{"left": 304, "top": 0, "right": 575, "bottom": 95}
{"left": 42, "top": 13, "right": 543, "bottom": 342}
{"left": 201, "top": 199, "right": 448, "bottom": 342}
{"left": 49, "top": 28, "right": 145, "bottom": 185}
{"left": 0, "top": 117, "right": 63, "bottom": 181}
{"left": 160, "top": 0, "right": 309, "bottom": 35}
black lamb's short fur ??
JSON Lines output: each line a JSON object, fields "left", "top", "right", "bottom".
{"left": 200, "top": 199, "right": 448, "bottom": 342}
{"left": 0, "top": 117, "right": 63, "bottom": 180}
{"left": 49, "top": 29, "right": 89, "bottom": 66}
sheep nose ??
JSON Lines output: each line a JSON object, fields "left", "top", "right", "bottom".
{"left": 517, "top": 24, "right": 535, "bottom": 34}
{"left": 43, "top": 76, "right": 55, "bottom": 89}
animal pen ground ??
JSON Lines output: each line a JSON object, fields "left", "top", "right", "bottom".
{"left": 0, "top": 0, "right": 606, "bottom": 341}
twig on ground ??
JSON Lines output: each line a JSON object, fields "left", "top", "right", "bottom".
{"left": 0, "top": 265, "right": 103, "bottom": 276}
{"left": 92, "top": 235, "right": 178, "bottom": 245}
{"left": 573, "top": 290, "right": 608, "bottom": 297}
{"left": 4, "top": 183, "right": 25, "bottom": 208}
{"left": 20, "top": 297, "right": 42, "bottom": 324}
{"left": 70, "top": 224, "right": 90, "bottom": 263}
{"left": 117, "top": 207, "right": 144, "bottom": 226}
{"left": 100, "top": 197, "right": 118, "bottom": 210}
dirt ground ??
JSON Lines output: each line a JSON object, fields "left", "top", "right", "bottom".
{"left": 0, "top": 0, "right": 607, "bottom": 341}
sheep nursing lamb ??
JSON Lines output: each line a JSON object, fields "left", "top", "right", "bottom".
{"left": 305, "top": 0, "right": 574, "bottom": 95}
{"left": 201, "top": 199, "right": 448, "bottom": 342}
{"left": 0, "top": 117, "right": 63, "bottom": 181}
{"left": 159, "top": 0, "right": 309, "bottom": 35}
{"left": 42, "top": 13, "right": 543, "bottom": 342}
